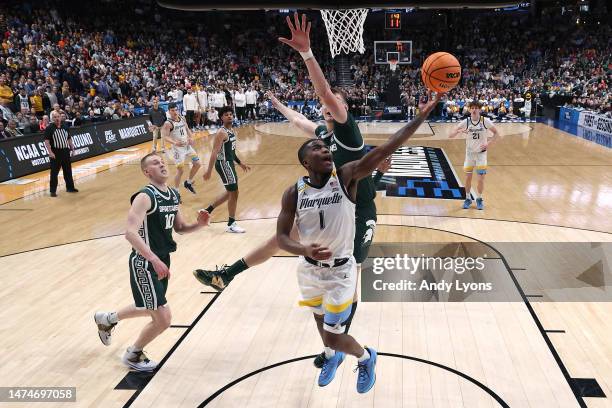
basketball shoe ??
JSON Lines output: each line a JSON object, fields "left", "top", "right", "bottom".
{"left": 462, "top": 198, "right": 472, "bottom": 209}
{"left": 226, "top": 222, "right": 246, "bottom": 233}
{"left": 476, "top": 198, "right": 484, "bottom": 210}
{"left": 94, "top": 311, "right": 116, "bottom": 346}
{"left": 122, "top": 347, "right": 157, "bottom": 372}
{"left": 356, "top": 347, "right": 377, "bottom": 393}
{"left": 184, "top": 180, "right": 196, "bottom": 194}
{"left": 193, "top": 266, "right": 232, "bottom": 291}
{"left": 318, "top": 351, "right": 345, "bottom": 387}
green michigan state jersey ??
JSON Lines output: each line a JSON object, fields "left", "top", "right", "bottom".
{"left": 216, "top": 127, "right": 237, "bottom": 162}
{"left": 315, "top": 113, "right": 377, "bottom": 220}
{"left": 130, "top": 184, "right": 181, "bottom": 257}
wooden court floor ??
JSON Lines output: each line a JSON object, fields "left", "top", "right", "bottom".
{"left": 0, "top": 122, "right": 611, "bottom": 407}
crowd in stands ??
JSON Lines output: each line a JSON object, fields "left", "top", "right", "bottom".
{"left": 0, "top": 0, "right": 609, "bottom": 137}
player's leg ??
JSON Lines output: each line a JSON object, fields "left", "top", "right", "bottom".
{"left": 183, "top": 152, "right": 200, "bottom": 194}
{"left": 319, "top": 259, "right": 377, "bottom": 392}
{"left": 218, "top": 161, "right": 244, "bottom": 233}
{"left": 95, "top": 253, "right": 171, "bottom": 371}
{"left": 462, "top": 152, "right": 475, "bottom": 209}
{"left": 152, "top": 128, "right": 159, "bottom": 152}
{"left": 474, "top": 152, "right": 487, "bottom": 210}
{"left": 194, "top": 227, "right": 299, "bottom": 290}
{"left": 313, "top": 217, "right": 375, "bottom": 368}
{"left": 174, "top": 164, "right": 184, "bottom": 189}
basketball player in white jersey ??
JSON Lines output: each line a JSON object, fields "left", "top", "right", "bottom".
{"left": 161, "top": 102, "right": 201, "bottom": 194}
{"left": 277, "top": 91, "right": 442, "bottom": 393}
{"left": 449, "top": 101, "right": 500, "bottom": 210}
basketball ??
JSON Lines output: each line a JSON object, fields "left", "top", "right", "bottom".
{"left": 421, "top": 52, "right": 461, "bottom": 93}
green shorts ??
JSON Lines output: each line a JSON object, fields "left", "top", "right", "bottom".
{"left": 215, "top": 160, "right": 238, "bottom": 191}
{"left": 353, "top": 216, "right": 376, "bottom": 264}
{"left": 129, "top": 252, "right": 170, "bottom": 310}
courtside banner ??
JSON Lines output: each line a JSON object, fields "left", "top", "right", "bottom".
{"left": 0, "top": 116, "right": 152, "bottom": 182}
{"left": 578, "top": 111, "right": 612, "bottom": 136}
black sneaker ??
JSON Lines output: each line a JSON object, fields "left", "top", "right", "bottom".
{"left": 184, "top": 180, "right": 196, "bottom": 194}
{"left": 193, "top": 265, "right": 232, "bottom": 291}
{"left": 313, "top": 352, "right": 327, "bottom": 368}
{"left": 50, "top": 192, "right": 57, "bottom": 197}
{"left": 67, "top": 188, "right": 79, "bottom": 193}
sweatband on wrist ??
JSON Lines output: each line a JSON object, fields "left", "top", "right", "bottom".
{"left": 299, "top": 49, "right": 314, "bottom": 61}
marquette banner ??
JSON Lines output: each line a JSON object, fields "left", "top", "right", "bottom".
{"left": 0, "top": 116, "right": 152, "bottom": 182}
{"left": 361, "top": 242, "right": 612, "bottom": 302}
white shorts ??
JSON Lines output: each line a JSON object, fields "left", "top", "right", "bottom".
{"left": 170, "top": 145, "right": 199, "bottom": 167}
{"left": 464, "top": 150, "right": 487, "bottom": 174}
{"left": 297, "top": 256, "right": 357, "bottom": 334}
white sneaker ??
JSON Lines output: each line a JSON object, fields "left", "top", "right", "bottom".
{"left": 226, "top": 222, "right": 246, "bottom": 233}
{"left": 94, "top": 312, "right": 116, "bottom": 346}
{"left": 122, "top": 348, "right": 158, "bottom": 372}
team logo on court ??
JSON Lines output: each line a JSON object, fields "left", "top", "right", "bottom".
{"left": 370, "top": 146, "right": 464, "bottom": 200}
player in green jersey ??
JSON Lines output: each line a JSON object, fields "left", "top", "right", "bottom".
{"left": 94, "top": 152, "right": 210, "bottom": 372}
{"left": 194, "top": 12, "right": 406, "bottom": 368}
{"left": 202, "top": 106, "right": 251, "bottom": 233}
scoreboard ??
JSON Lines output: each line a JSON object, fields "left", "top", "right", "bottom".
{"left": 385, "top": 11, "right": 401, "bottom": 29}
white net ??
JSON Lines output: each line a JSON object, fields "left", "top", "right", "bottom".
{"left": 389, "top": 60, "right": 398, "bottom": 72}
{"left": 320, "top": 9, "right": 369, "bottom": 58}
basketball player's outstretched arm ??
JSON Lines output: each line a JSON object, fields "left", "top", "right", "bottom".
{"left": 279, "top": 13, "right": 347, "bottom": 123}
{"left": 267, "top": 91, "right": 318, "bottom": 135}
{"left": 277, "top": 185, "right": 333, "bottom": 260}
{"left": 203, "top": 129, "right": 226, "bottom": 181}
{"left": 339, "top": 92, "right": 442, "bottom": 191}
{"left": 126, "top": 193, "right": 170, "bottom": 279}
{"left": 173, "top": 208, "right": 210, "bottom": 234}
{"left": 448, "top": 121, "right": 468, "bottom": 138}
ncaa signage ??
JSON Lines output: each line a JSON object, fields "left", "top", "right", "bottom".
{"left": 0, "top": 116, "right": 153, "bottom": 182}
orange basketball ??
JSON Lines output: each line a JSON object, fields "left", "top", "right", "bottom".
{"left": 421, "top": 52, "right": 461, "bottom": 93}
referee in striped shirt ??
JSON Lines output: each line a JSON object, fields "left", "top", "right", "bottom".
{"left": 44, "top": 111, "right": 78, "bottom": 197}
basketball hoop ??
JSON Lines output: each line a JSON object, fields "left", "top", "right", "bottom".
{"left": 320, "top": 9, "right": 369, "bottom": 58}
{"left": 389, "top": 59, "right": 398, "bottom": 72}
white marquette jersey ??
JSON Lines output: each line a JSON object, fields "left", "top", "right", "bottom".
{"left": 168, "top": 116, "right": 188, "bottom": 144}
{"left": 295, "top": 169, "right": 356, "bottom": 260}
{"left": 463, "top": 116, "right": 494, "bottom": 153}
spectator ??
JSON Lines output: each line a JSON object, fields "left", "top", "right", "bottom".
{"left": 183, "top": 88, "right": 198, "bottom": 129}
{"left": 0, "top": 76, "right": 13, "bottom": 109}
{"left": 6, "top": 120, "right": 23, "bottom": 137}
{"left": 233, "top": 88, "right": 247, "bottom": 122}
{"left": 0, "top": 122, "right": 10, "bottom": 139}
{"left": 39, "top": 115, "right": 50, "bottom": 132}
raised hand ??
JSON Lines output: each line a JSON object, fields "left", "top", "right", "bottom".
{"left": 278, "top": 12, "right": 312, "bottom": 53}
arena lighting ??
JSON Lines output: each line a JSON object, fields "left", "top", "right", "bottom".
{"left": 158, "top": 0, "right": 522, "bottom": 10}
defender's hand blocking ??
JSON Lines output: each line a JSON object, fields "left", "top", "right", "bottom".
{"left": 306, "top": 243, "right": 332, "bottom": 260}
{"left": 278, "top": 12, "right": 312, "bottom": 52}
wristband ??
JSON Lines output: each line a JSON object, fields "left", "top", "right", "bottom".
{"left": 299, "top": 49, "right": 314, "bottom": 61}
